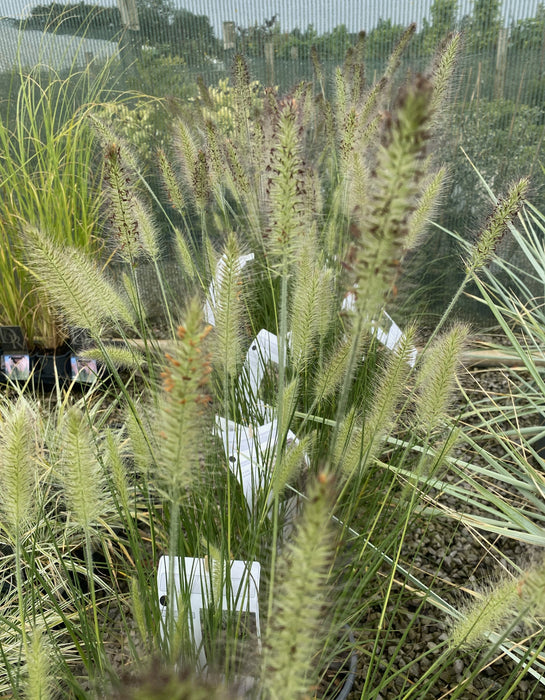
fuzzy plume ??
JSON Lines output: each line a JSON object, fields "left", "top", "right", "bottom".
{"left": 103, "top": 144, "right": 159, "bottom": 262}
{"left": 312, "top": 335, "right": 356, "bottom": 403}
{"left": 334, "top": 325, "right": 416, "bottom": 478}
{"left": 81, "top": 344, "right": 145, "bottom": 370}
{"left": 103, "top": 429, "right": 129, "bottom": 514}
{"left": 158, "top": 147, "right": 186, "bottom": 214}
{"left": 415, "top": 323, "right": 469, "bottom": 435}
{"left": 429, "top": 32, "right": 461, "bottom": 117}
{"left": 155, "top": 298, "right": 212, "bottom": 502}
{"left": 289, "top": 251, "right": 334, "bottom": 374}
{"left": 174, "top": 227, "right": 197, "bottom": 281}
{"left": 405, "top": 165, "right": 447, "bottom": 251}
{"left": 59, "top": 405, "right": 112, "bottom": 535}
{"left": 449, "top": 578, "right": 519, "bottom": 649}
{"left": 272, "top": 433, "right": 313, "bottom": 499}
{"left": 171, "top": 118, "right": 201, "bottom": 209}
{"left": 126, "top": 404, "right": 154, "bottom": 477}
{"left": 344, "top": 75, "right": 434, "bottom": 322}
{"left": 210, "top": 234, "right": 245, "bottom": 378}
{"left": 262, "top": 473, "right": 334, "bottom": 699}
{"left": 24, "top": 226, "right": 134, "bottom": 335}
{"left": 0, "top": 399, "right": 38, "bottom": 539}
{"left": 231, "top": 54, "right": 253, "bottom": 146}
{"left": 265, "top": 101, "right": 308, "bottom": 266}
{"left": 465, "top": 178, "right": 529, "bottom": 275}
{"left": 24, "top": 627, "right": 54, "bottom": 700}
{"left": 385, "top": 23, "right": 417, "bottom": 81}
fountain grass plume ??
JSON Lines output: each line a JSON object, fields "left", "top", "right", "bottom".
{"left": 24, "top": 627, "right": 54, "bottom": 700}
{"left": 465, "top": 178, "right": 530, "bottom": 275}
{"left": 312, "top": 335, "right": 356, "bottom": 403}
{"left": 171, "top": 119, "right": 199, "bottom": 209}
{"left": 265, "top": 101, "right": 308, "bottom": 268}
{"left": 289, "top": 246, "right": 334, "bottom": 374}
{"left": 80, "top": 344, "right": 145, "bottom": 370}
{"left": 231, "top": 54, "right": 253, "bottom": 147}
{"left": 60, "top": 405, "right": 112, "bottom": 535}
{"left": 24, "top": 226, "right": 135, "bottom": 336}
{"left": 155, "top": 298, "right": 213, "bottom": 502}
{"left": 103, "top": 144, "right": 160, "bottom": 263}
{"left": 210, "top": 233, "right": 245, "bottom": 379}
{"left": 346, "top": 75, "right": 434, "bottom": 322}
{"left": 330, "top": 325, "right": 416, "bottom": 479}
{"left": 385, "top": 23, "right": 417, "bottom": 81}
{"left": 415, "top": 323, "right": 470, "bottom": 435}
{"left": 272, "top": 433, "right": 314, "bottom": 500}
{"left": 449, "top": 577, "right": 519, "bottom": 650}
{"left": 405, "top": 165, "right": 448, "bottom": 250}
{"left": 0, "top": 399, "right": 39, "bottom": 540}
{"left": 158, "top": 147, "right": 186, "bottom": 215}
{"left": 126, "top": 403, "right": 154, "bottom": 478}
{"left": 261, "top": 472, "right": 335, "bottom": 699}
{"left": 359, "top": 324, "right": 417, "bottom": 462}
{"left": 429, "top": 32, "right": 461, "bottom": 117}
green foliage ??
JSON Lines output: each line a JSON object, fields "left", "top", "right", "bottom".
{"left": 24, "top": 1, "right": 122, "bottom": 40}
{"left": 466, "top": 0, "right": 502, "bottom": 53}
{"left": 0, "top": 59, "right": 114, "bottom": 347}
{"left": 22, "top": 1, "right": 220, "bottom": 60}
{"left": 444, "top": 100, "right": 543, "bottom": 228}
{"left": 509, "top": 2, "right": 545, "bottom": 51}
{"left": 421, "top": 0, "right": 458, "bottom": 54}
{"left": 365, "top": 19, "right": 408, "bottom": 61}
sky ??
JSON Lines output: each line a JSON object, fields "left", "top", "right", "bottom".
{"left": 2, "top": 0, "right": 543, "bottom": 37}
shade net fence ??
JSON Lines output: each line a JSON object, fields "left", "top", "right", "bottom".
{"left": 1, "top": 0, "right": 544, "bottom": 322}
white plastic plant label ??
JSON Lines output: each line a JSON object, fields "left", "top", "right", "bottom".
{"left": 157, "top": 555, "right": 261, "bottom": 671}
{"left": 3, "top": 354, "right": 30, "bottom": 381}
{"left": 70, "top": 357, "right": 98, "bottom": 384}
{"left": 374, "top": 311, "right": 418, "bottom": 367}
{"left": 204, "top": 252, "right": 255, "bottom": 327}
{"left": 342, "top": 292, "right": 417, "bottom": 367}
{"left": 215, "top": 416, "right": 296, "bottom": 510}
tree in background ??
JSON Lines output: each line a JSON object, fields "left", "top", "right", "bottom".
{"left": 466, "top": 0, "right": 502, "bottom": 53}
{"left": 421, "top": 0, "right": 458, "bottom": 54}
{"left": 22, "top": 1, "right": 220, "bottom": 61}
{"left": 365, "top": 19, "right": 406, "bottom": 61}
{"left": 509, "top": 2, "right": 545, "bottom": 51}
{"left": 24, "top": 2, "right": 121, "bottom": 39}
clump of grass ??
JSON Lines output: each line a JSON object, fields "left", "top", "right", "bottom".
{"left": 4, "top": 29, "right": 545, "bottom": 700}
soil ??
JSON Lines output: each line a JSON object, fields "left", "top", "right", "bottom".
{"left": 346, "top": 358, "right": 545, "bottom": 699}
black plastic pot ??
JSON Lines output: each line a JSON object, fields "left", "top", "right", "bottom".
{"left": 30, "top": 350, "right": 72, "bottom": 387}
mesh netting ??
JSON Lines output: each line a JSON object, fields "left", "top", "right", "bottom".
{"left": 1, "top": 0, "right": 544, "bottom": 321}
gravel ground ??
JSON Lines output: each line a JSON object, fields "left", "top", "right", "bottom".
{"left": 347, "top": 364, "right": 545, "bottom": 700}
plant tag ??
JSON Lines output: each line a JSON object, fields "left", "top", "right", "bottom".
{"left": 373, "top": 311, "right": 418, "bottom": 367}
{"left": 215, "top": 417, "right": 297, "bottom": 510}
{"left": 70, "top": 357, "right": 98, "bottom": 384}
{"left": 0, "top": 326, "right": 26, "bottom": 353}
{"left": 204, "top": 252, "right": 254, "bottom": 326}
{"left": 342, "top": 293, "right": 417, "bottom": 366}
{"left": 2, "top": 354, "right": 30, "bottom": 381}
{"left": 157, "top": 555, "right": 261, "bottom": 671}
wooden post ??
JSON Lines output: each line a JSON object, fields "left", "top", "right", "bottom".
{"left": 265, "top": 39, "right": 274, "bottom": 85}
{"left": 223, "top": 21, "right": 235, "bottom": 51}
{"left": 494, "top": 27, "right": 508, "bottom": 100}
{"left": 117, "top": 0, "right": 140, "bottom": 68}
{"left": 223, "top": 21, "right": 235, "bottom": 68}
